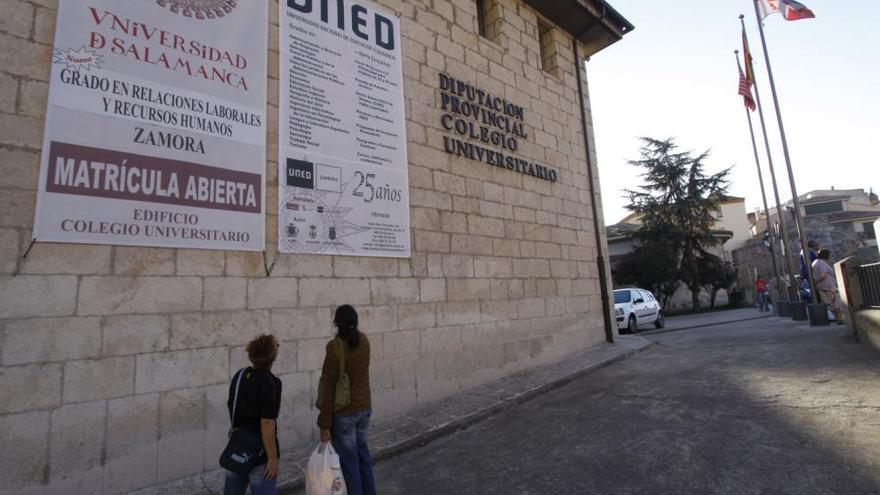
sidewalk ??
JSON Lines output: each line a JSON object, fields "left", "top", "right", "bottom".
{"left": 642, "top": 307, "right": 771, "bottom": 335}
{"left": 133, "top": 335, "right": 653, "bottom": 495}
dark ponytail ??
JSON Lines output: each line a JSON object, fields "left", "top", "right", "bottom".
{"left": 334, "top": 304, "right": 360, "bottom": 349}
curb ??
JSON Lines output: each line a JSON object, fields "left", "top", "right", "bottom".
{"left": 278, "top": 337, "right": 654, "bottom": 493}
{"left": 639, "top": 314, "right": 772, "bottom": 336}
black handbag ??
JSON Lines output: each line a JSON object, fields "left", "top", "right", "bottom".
{"left": 219, "top": 368, "right": 265, "bottom": 475}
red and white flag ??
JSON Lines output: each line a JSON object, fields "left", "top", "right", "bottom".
{"left": 757, "top": 0, "right": 815, "bottom": 21}
{"left": 738, "top": 66, "right": 756, "bottom": 111}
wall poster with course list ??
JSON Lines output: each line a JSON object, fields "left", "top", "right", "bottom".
{"left": 278, "top": 0, "right": 411, "bottom": 257}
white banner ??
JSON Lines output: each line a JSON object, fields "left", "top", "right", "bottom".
{"left": 278, "top": 0, "right": 410, "bottom": 257}
{"left": 33, "top": 0, "right": 268, "bottom": 251}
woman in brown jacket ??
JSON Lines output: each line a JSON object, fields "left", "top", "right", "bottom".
{"left": 317, "top": 305, "right": 376, "bottom": 495}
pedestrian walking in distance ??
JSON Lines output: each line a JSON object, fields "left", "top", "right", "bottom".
{"left": 812, "top": 249, "right": 845, "bottom": 324}
{"left": 755, "top": 275, "right": 769, "bottom": 311}
{"left": 224, "top": 334, "right": 283, "bottom": 495}
{"left": 317, "top": 305, "right": 377, "bottom": 495}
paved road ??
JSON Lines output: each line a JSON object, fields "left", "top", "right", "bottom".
{"left": 367, "top": 317, "right": 880, "bottom": 494}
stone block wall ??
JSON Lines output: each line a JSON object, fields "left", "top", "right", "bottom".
{"left": 0, "top": 0, "right": 614, "bottom": 493}
{"left": 734, "top": 213, "right": 879, "bottom": 303}
{"left": 733, "top": 237, "right": 778, "bottom": 303}
{"left": 799, "top": 215, "right": 874, "bottom": 263}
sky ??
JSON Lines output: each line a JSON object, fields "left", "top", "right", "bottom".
{"left": 586, "top": 0, "right": 880, "bottom": 225}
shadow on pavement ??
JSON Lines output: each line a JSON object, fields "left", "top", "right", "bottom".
{"left": 366, "top": 317, "right": 880, "bottom": 494}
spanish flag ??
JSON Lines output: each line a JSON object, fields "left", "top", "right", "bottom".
{"left": 741, "top": 27, "right": 755, "bottom": 86}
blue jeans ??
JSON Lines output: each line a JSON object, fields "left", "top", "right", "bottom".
{"left": 331, "top": 410, "right": 376, "bottom": 495}
{"left": 757, "top": 291, "right": 768, "bottom": 310}
{"left": 223, "top": 463, "right": 276, "bottom": 495}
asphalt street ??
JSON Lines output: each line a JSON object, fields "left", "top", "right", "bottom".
{"left": 366, "top": 317, "right": 880, "bottom": 494}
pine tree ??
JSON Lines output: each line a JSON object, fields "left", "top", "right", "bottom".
{"left": 625, "top": 138, "right": 731, "bottom": 310}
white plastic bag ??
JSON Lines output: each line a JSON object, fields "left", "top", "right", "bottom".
{"left": 305, "top": 442, "right": 347, "bottom": 495}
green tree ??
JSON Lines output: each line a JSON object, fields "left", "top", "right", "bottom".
{"left": 615, "top": 241, "right": 679, "bottom": 311}
{"left": 698, "top": 257, "right": 737, "bottom": 308}
{"left": 625, "top": 138, "right": 731, "bottom": 310}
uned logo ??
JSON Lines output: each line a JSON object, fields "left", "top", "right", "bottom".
{"left": 156, "top": 0, "right": 237, "bottom": 20}
{"left": 286, "top": 159, "right": 315, "bottom": 189}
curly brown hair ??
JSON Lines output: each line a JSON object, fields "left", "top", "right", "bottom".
{"left": 246, "top": 334, "right": 279, "bottom": 370}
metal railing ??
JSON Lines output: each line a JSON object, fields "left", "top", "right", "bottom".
{"left": 859, "top": 262, "right": 880, "bottom": 309}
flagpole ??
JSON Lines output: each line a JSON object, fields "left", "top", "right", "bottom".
{"left": 751, "top": 1, "right": 818, "bottom": 301}
{"left": 740, "top": 14, "right": 798, "bottom": 299}
{"left": 736, "top": 49, "right": 785, "bottom": 304}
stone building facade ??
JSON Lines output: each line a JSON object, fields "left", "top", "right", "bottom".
{"left": 0, "top": 0, "right": 630, "bottom": 493}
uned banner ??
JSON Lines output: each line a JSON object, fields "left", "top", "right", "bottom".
{"left": 278, "top": 0, "right": 411, "bottom": 257}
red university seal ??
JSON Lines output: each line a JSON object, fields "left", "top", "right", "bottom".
{"left": 155, "top": 0, "right": 237, "bottom": 19}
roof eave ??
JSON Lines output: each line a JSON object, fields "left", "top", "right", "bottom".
{"left": 522, "top": 0, "right": 634, "bottom": 58}
{"left": 829, "top": 216, "right": 880, "bottom": 224}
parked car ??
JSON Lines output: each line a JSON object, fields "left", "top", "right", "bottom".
{"left": 614, "top": 288, "right": 664, "bottom": 333}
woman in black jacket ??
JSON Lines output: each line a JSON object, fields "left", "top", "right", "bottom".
{"left": 224, "top": 334, "right": 283, "bottom": 495}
